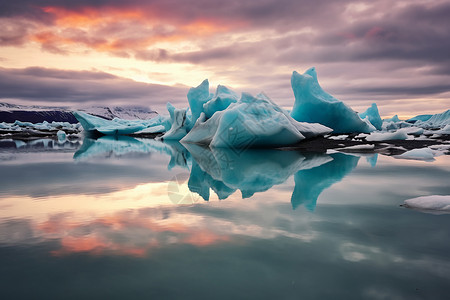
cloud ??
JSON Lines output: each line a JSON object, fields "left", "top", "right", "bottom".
{"left": 0, "top": 0, "right": 449, "bottom": 116}
{"left": 0, "top": 67, "right": 188, "bottom": 109}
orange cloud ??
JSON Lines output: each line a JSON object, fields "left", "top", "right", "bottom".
{"left": 38, "top": 212, "right": 230, "bottom": 257}
{"left": 32, "top": 5, "right": 244, "bottom": 55}
{"left": 183, "top": 230, "right": 230, "bottom": 247}
{"left": 42, "top": 6, "right": 145, "bottom": 28}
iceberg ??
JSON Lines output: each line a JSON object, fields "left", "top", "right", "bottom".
{"left": 182, "top": 92, "right": 332, "bottom": 148}
{"left": 187, "top": 79, "right": 212, "bottom": 127}
{"left": 359, "top": 103, "right": 382, "bottom": 130}
{"left": 290, "top": 67, "right": 375, "bottom": 134}
{"left": 416, "top": 109, "right": 450, "bottom": 128}
{"left": 203, "top": 85, "right": 239, "bottom": 119}
{"left": 406, "top": 114, "right": 432, "bottom": 123}
{"left": 383, "top": 115, "right": 400, "bottom": 123}
{"left": 161, "top": 103, "right": 189, "bottom": 140}
{"left": 73, "top": 111, "right": 167, "bottom": 135}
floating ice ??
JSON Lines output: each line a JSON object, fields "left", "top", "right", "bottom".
{"left": 359, "top": 103, "right": 382, "bottom": 130}
{"left": 73, "top": 111, "right": 167, "bottom": 135}
{"left": 336, "top": 144, "right": 375, "bottom": 151}
{"left": 56, "top": 130, "right": 66, "bottom": 142}
{"left": 366, "top": 129, "right": 408, "bottom": 141}
{"left": 434, "top": 124, "right": 450, "bottom": 135}
{"left": 395, "top": 147, "right": 436, "bottom": 161}
{"left": 161, "top": 103, "right": 189, "bottom": 140}
{"left": 187, "top": 79, "right": 212, "bottom": 127}
{"left": 416, "top": 109, "right": 450, "bottom": 128}
{"left": 0, "top": 119, "right": 79, "bottom": 134}
{"left": 290, "top": 67, "right": 375, "bottom": 134}
{"left": 182, "top": 92, "right": 332, "bottom": 148}
{"left": 383, "top": 115, "right": 400, "bottom": 123}
{"left": 403, "top": 195, "right": 450, "bottom": 213}
{"left": 406, "top": 114, "right": 432, "bottom": 123}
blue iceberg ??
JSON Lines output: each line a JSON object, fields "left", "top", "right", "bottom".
{"left": 406, "top": 114, "right": 432, "bottom": 123}
{"left": 416, "top": 109, "right": 450, "bottom": 128}
{"left": 161, "top": 103, "right": 189, "bottom": 140}
{"left": 359, "top": 103, "right": 382, "bottom": 131}
{"left": 73, "top": 111, "right": 167, "bottom": 135}
{"left": 181, "top": 92, "right": 331, "bottom": 148}
{"left": 203, "top": 85, "right": 239, "bottom": 119}
{"left": 290, "top": 67, "right": 375, "bottom": 134}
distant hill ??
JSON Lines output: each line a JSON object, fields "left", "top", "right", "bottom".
{"left": 0, "top": 103, "right": 158, "bottom": 123}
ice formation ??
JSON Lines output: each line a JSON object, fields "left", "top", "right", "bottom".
{"left": 56, "top": 130, "right": 66, "bottom": 142}
{"left": 161, "top": 103, "right": 189, "bottom": 140}
{"left": 403, "top": 195, "right": 450, "bottom": 213}
{"left": 72, "top": 111, "right": 167, "bottom": 135}
{"left": 186, "top": 79, "right": 212, "bottom": 127}
{"left": 406, "top": 114, "right": 432, "bottom": 123}
{"left": 290, "top": 67, "right": 375, "bottom": 134}
{"left": 395, "top": 147, "right": 436, "bottom": 161}
{"left": 415, "top": 109, "right": 450, "bottom": 128}
{"left": 67, "top": 68, "right": 448, "bottom": 150}
{"left": 181, "top": 92, "right": 332, "bottom": 148}
{"left": 0, "top": 120, "right": 80, "bottom": 134}
{"left": 366, "top": 129, "right": 408, "bottom": 141}
{"left": 383, "top": 115, "right": 400, "bottom": 123}
{"left": 203, "top": 85, "right": 239, "bottom": 119}
{"left": 359, "top": 103, "right": 382, "bottom": 130}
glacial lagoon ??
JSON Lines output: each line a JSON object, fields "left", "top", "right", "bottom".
{"left": 1, "top": 137, "right": 450, "bottom": 299}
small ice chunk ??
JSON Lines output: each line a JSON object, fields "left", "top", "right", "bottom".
{"left": 403, "top": 195, "right": 450, "bottom": 213}
{"left": 383, "top": 115, "right": 400, "bottom": 123}
{"left": 328, "top": 135, "right": 348, "bottom": 140}
{"left": 395, "top": 147, "right": 436, "bottom": 161}
{"left": 56, "top": 130, "right": 66, "bottom": 142}
{"left": 366, "top": 129, "right": 408, "bottom": 141}
{"left": 337, "top": 144, "right": 375, "bottom": 151}
{"left": 435, "top": 124, "right": 450, "bottom": 134}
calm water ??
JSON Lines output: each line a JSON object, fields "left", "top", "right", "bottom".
{"left": 1, "top": 137, "right": 450, "bottom": 299}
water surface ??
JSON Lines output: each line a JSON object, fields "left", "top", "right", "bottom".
{"left": 1, "top": 137, "right": 449, "bottom": 299}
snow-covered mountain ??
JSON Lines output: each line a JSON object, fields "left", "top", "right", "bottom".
{"left": 78, "top": 106, "right": 158, "bottom": 120}
{"left": 0, "top": 102, "right": 158, "bottom": 123}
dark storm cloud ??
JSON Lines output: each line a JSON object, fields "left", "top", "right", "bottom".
{"left": 0, "top": 67, "right": 187, "bottom": 107}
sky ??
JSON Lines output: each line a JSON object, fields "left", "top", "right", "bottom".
{"left": 0, "top": 0, "right": 449, "bottom": 118}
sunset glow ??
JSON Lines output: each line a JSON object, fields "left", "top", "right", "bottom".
{"left": 0, "top": 0, "right": 449, "bottom": 116}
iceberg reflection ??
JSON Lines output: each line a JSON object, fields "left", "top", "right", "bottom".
{"left": 291, "top": 153, "right": 359, "bottom": 210}
{"left": 184, "top": 144, "right": 358, "bottom": 210}
{"left": 71, "top": 136, "right": 359, "bottom": 210}
{"left": 74, "top": 136, "right": 191, "bottom": 169}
